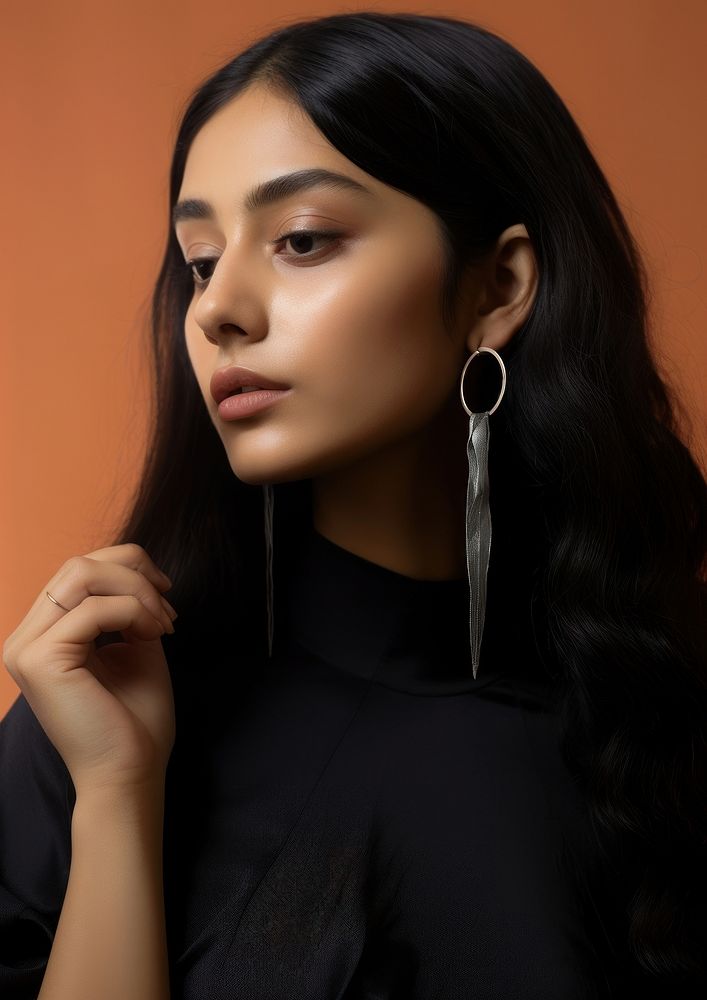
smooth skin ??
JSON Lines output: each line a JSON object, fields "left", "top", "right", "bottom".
{"left": 2, "top": 544, "right": 177, "bottom": 999}
{"left": 1, "top": 80, "right": 538, "bottom": 998}
{"left": 177, "top": 81, "right": 538, "bottom": 581}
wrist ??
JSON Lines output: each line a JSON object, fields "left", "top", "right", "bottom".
{"left": 72, "top": 779, "right": 166, "bottom": 835}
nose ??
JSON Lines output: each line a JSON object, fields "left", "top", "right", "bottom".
{"left": 192, "top": 244, "right": 267, "bottom": 346}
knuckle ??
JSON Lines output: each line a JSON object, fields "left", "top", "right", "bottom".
{"left": 63, "top": 554, "right": 89, "bottom": 579}
{"left": 2, "top": 655, "right": 17, "bottom": 681}
{"left": 83, "top": 594, "right": 108, "bottom": 613}
{"left": 2, "top": 645, "right": 15, "bottom": 677}
{"left": 2, "top": 634, "right": 16, "bottom": 663}
{"left": 10, "top": 646, "right": 33, "bottom": 680}
{"left": 125, "top": 542, "right": 146, "bottom": 561}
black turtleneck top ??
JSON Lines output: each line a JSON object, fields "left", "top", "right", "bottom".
{"left": 0, "top": 524, "right": 612, "bottom": 998}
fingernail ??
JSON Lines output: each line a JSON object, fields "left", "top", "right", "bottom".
{"left": 154, "top": 612, "right": 174, "bottom": 634}
{"left": 160, "top": 596, "right": 178, "bottom": 620}
{"left": 160, "top": 571, "right": 173, "bottom": 587}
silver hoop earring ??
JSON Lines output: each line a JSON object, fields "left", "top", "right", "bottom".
{"left": 263, "top": 483, "right": 275, "bottom": 657}
{"left": 459, "top": 347, "right": 507, "bottom": 680}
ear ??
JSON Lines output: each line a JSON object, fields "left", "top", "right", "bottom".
{"left": 466, "top": 224, "right": 538, "bottom": 354}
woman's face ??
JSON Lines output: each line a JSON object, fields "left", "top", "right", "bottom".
{"left": 175, "top": 82, "right": 472, "bottom": 486}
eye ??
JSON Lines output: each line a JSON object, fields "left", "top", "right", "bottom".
{"left": 182, "top": 257, "right": 218, "bottom": 286}
{"left": 180, "top": 228, "right": 342, "bottom": 287}
{"left": 273, "top": 228, "right": 342, "bottom": 260}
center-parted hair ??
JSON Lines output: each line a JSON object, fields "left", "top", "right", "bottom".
{"left": 110, "top": 12, "right": 707, "bottom": 987}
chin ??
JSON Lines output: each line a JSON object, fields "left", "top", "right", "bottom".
{"left": 220, "top": 426, "right": 364, "bottom": 486}
{"left": 226, "top": 454, "right": 313, "bottom": 488}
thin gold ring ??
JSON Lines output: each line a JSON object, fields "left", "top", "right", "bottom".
{"left": 46, "top": 590, "right": 71, "bottom": 612}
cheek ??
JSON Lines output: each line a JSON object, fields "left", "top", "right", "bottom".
{"left": 293, "top": 249, "right": 455, "bottom": 437}
{"left": 184, "top": 313, "right": 215, "bottom": 400}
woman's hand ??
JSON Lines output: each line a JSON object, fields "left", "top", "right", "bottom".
{"left": 2, "top": 543, "right": 178, "bottom": 797}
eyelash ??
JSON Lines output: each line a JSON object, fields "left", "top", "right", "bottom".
{"left": 182, "top": 228, "right": 342, "bottom": 286}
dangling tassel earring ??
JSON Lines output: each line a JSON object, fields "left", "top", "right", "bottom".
{"left": 459, "top": 347, "right": 507, "bottom": 680}
{"left": 263, "top": 482, "right": 275, "bottom": 657}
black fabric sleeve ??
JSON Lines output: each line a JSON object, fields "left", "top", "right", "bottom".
{"left": 0, "top": 693, "right": 75, "bottom": 998}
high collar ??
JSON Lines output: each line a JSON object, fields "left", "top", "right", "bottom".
{"left": 274, "top": 524, "right": 554, "bottom": 701}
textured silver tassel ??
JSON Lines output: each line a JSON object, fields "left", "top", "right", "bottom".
{"left": 460, "top": 347, "right": 506, "bottom": 680}
{"left": 465, "top": 410, "right": 492, "bottom": 680}
{"left": 263, "top": 483, "right": 275, "bottom": 657}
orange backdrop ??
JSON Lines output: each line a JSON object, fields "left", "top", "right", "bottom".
{"left": 2, "top": 0, "right": 706, "bottom": 716}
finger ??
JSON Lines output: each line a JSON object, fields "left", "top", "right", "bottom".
{"left": 19, "top": 543, "right": 172, "bottom": 624}
{"left": 8, "top": 595, "right": 168, "bottom": 684}
{"left": 10, "top": 553, "right": 176, "bottom": 650}
{"left": 49, "top": 594, "right": 169, "bottom": 649}
{"left": 82, "top": 542, "right": 172, "bottom": 592}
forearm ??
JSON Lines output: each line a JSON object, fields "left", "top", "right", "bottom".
{"left": 38, "top": 783, "right": 170, "bottom": 1000}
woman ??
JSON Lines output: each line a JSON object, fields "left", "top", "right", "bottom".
{"left": 1, "top": 10, "right": 705, "bottom": 998}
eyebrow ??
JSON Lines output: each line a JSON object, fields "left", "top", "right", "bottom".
{"left": 172, "top": 167, "right": 374, "bottom": 229}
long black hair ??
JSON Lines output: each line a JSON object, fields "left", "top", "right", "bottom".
{"left": 108, "top": 11, "right": 707, "bottom": 988}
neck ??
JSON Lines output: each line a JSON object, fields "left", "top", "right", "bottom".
{"left": 311, "top": 389, "right": 470, "bottom": 581}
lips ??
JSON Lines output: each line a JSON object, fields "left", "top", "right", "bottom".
{"left": 209, "top": 366, "right": 291, "bottom": 405}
